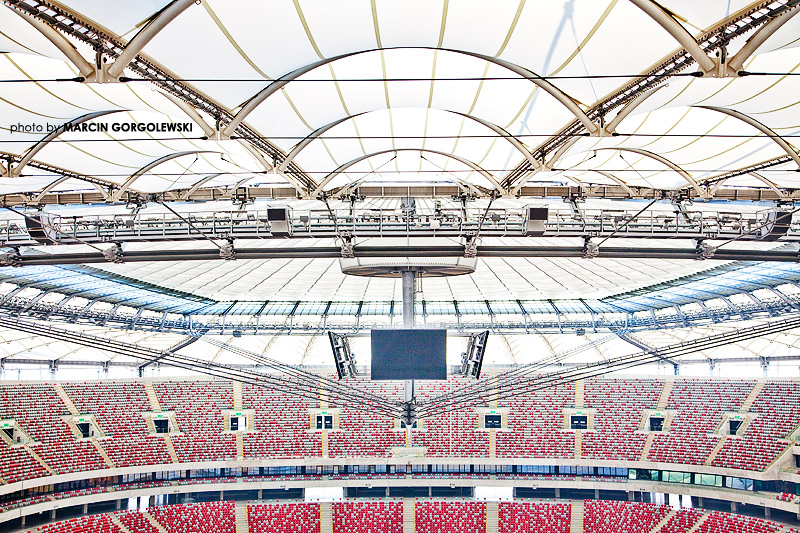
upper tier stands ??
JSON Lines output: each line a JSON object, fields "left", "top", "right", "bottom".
{"left": 414, "top": 378, "right": 490, "bottom": 457}
{"left": 0, "top": 384, "right": 107, "bottom": 475}
{"left": 583, "top": 378, "right": 662, "bottom": 461}
{"left": 242, "top": 384, "right": 321, "bottom": 459}
{"left": 329, "top": 377, "right": 405, "bottom": 458}
{"left": 154, "top": 381, "right": 237, "bottom": 463}
{"left": 64, "top": 382, "right": 172, "bottom": 467}
{"left": 712, "top": 381, "right": 800, "bottom": 471}
{"left": 17, "top": 499, "right": 800, "bottom": 533}
{"left": 648, "top": 379, "right": 754, "bottom": 466}
{"left": 1, "top": 377, "right": 799, "bottom": 485}
{"left": 496, "top": 378, "right": 575, "bottom": 459}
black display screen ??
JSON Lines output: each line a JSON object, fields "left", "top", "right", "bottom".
{"left": 370, "top": 329, "right": 447, "bottom": 380}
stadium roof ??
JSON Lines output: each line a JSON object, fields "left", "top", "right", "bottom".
{"left": 1, "top": 0, "right": 799, "bottom": 376}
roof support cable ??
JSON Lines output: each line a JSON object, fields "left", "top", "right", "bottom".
{"left": 464, "top": 195, "right": 496, "bottom": 258}
{"left": 154, "top": 200, "right": 230, "bottom": 258}
{"left": 0, "top": 316, "right": 404, "bottom": 419}
{"left": 1, "top": 206, "right": 113, "bottom": 260}
{"left": 593, "top": 197, "right": 661, "bottom": 250}
{"left": 321, "top": 196, "right": 355, "bottom": 258}
{"left": 417, "top": 317, "right": 800, "bottom": 417}
{"left": 697, "top": 205, "right": 800, "bottom": 259}
{"left": 203, "top": 338, "right": 401, "bottom": 415}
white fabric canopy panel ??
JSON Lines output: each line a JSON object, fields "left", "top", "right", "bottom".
{"left": 0, "top": 0, "right": 798, "bottom": 198}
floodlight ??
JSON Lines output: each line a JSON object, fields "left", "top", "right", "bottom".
{"left": 328, "top": 331, "right": 357, "bottom": 379}
{"left": 459, "top": 331, "right": 489, "bottom": 379}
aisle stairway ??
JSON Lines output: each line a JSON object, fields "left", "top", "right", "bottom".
{"left": 656, "top": 378, "right": 674, "bottom": 410}
{"left": 110, "top": 515, "right": 134, "bottom": 533}
{"left": 233, "top": 381, "right": 243, "bottom": 411}
{"left": 234, "top": 501, "right": 248, "bottom": 533}
{"left": 648, "top": 509, "right": 677, "bottom": 532}
{"left": 142, "top": 510, "right": 169, "bottom": 533}
{"left": 53, "top": 384, "right": 79, "bottom": 415}
{"left": 740, "top": 379, "right": 765, "bottom": 412}
{"left": 164, "top": 435, "right": 180, "bottom": 463}
{"left": 320, "top": 502, "right": 333, "bottom": 533}
{"left": 92, "top": 439, "right": 116, "bottom": 468}
{"left": 23, "top": 444, "right": 56, "bottom": 475}
{"left": 685, "top": 513, "right": 710, "bottom": 533}
{"left": 640, "top": 433, "right": 655, "bottom": 461}
{"left": 570, "top": 500, "right": 584, "bottom": 533}
{"left": 144, "top": 381, "right": 162, "bottom": 412}
{"left": 486, "top": 501, "right": 499, "bottom": 533}
{"left": 705, "top": 436, "right": 728, "bottom": 465}
{"left": 403, "top": 499, "right": 415, "bottom": 533}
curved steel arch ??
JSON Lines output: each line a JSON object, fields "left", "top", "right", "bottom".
{"left": 278, "top": 108, "right": 543, "bottom": 173}
{"left": 13, "top": 110, "right": 125, "bottom": 176}
{"left": 106, "top": 0, "right": 196, "bottom": 79}
{"left": 728, "top": 5, "right": 800, "bottom": 72}
{"left": 699, "top": 106, "right": 800, "bottom": 169}
{"left": 595, "top": 147, "right": 707, "bottom": 197}
{"left": 311, "top": 148, "right": 504, "bottom": 197}
{"left": 222, "top": 47, "right": 597, "bottom": 138}
{"left": 112, "top": 150, "right": 221, "bottom": 201}
{"left": 628, "top": 0, "right": 715, "bottom": 74}
{"left": 10, "top": 8, "right": 95, "bottom": 78}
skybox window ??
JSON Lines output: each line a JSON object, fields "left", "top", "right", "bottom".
{"left": 650, "top": 417, "right": 665, "bottom": 432}
{"left": 316, "top": 415, "right": 333, "bottom": 430}
{"left": 485, "top": 414, "right": 502, "bottom": 429}
{"left": 230, "top": 414, "right": 248, "bottom": 432}
{"left": 570, "top": 415, "right": 588, "bottom": 430}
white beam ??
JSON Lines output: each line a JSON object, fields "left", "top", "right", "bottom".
{"left": 107, "top": 0, "right": 196, "bottom": 79}
{"left": 628, "top": 0, "right": 715, "bottom": 73}
{"left": 223, "top": 47, "right": 598, "bottom": 138}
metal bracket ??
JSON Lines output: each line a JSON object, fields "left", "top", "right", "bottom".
{"left": 583, "top": 237, "right": 599, "bottom": 259}
{"left": 102, "top": 243, "right": 124, "bottom": 264}
{"left": 340, "top": 232, "right": 355, "bottom": 259}
{"left": 463, "top": 233, "right": 479, "bottom": 258}
{"left": 220, "top": 239, "right": 235, "bottom": 260}
{"left": 0, "top": 247, "right": 21, "bottom": 266}
{"left": 400, "top": 400, "right": 418, "bottom": 427}
{"left": 695, "top": 239, "right": 716, "bottom": 260}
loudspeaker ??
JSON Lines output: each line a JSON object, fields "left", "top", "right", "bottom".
{"left": 24, "top": 213, "right": 55, "bottom": 244}
{"left": 267, "top": 207, "right": 292, "bottom": 236}
{"left": 523, "top": 206, "right": 548, "bottom": 236}
{"left": 758, "top": 210, "right": 792, "bottom": 241}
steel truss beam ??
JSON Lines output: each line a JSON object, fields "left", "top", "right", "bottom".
{"left": 0, "top": 245, "right": 798, "bottom": 267}
{"left": 0, "top": 206, "right": 796, "bottom": 246}
{"left": 0, "top": 286, "right": 796, "bottom": 335}
{"left": 502, "top": 0, "right": 800, "bottom": 192}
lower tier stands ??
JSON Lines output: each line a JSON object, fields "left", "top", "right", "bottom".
{"left": 583, "top": 500, "right": 670, "bottom": 533}
{"left": 2, "top": 377, "right": 799, "bottom": 485}
{"left": 147, "top": 501, "right": 235, "bottom": 533}
{"left": 416, "top": 501, "right": 487, "bottom": 533}
{"left": 17, "top": 499, "right": 800, "bottom": 533}
{"left": 332, "top": 501, "right": 403, "bottom": 533}
{"left": 498, "top": 501, "right": 571, "bottom": 533}
{"left": 248, "top": 502, "right": 320, "bottom": 533}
